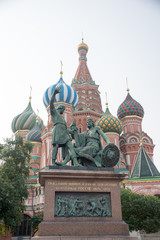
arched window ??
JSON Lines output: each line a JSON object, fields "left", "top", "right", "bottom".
{"left": 12, "top": 214, "right": 31, "bottom": 237}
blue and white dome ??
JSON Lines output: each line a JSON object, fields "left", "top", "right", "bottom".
{"left": 43, "top": 77, "right": 79, "bottom": 108}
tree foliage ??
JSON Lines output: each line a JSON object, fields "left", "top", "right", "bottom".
{"left": 29, "top": 213, "right": 43, "bottom": 236}
{"left": 0, "top": 136, "right": 33, "bottom": 232}
{"left": 121, "top": 188, "right": 160, "bottom": 233}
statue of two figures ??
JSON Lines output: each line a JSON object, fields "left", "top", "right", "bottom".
{"left": 50, "top": 87, "right": 119, "bottom": 168}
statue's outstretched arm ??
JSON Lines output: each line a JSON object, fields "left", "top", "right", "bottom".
{"left": 96, "top": 127, "right": 110, "bottom": 144}
{"left": 50, "top": 87, "right": 61, "bottom": 114}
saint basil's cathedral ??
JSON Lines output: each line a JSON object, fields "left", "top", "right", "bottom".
{"left": 11, "top": 39, "right": 160, "bottom": 226}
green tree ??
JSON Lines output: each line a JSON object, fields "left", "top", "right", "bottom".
{"left": 121, "top": 188, "right": 160, "bottom": 233}
{"left": 29, "top": 213, "right": 43, "bottom": 236}
{"left": 0, "top": 136, "right": 33, "bottom": 233}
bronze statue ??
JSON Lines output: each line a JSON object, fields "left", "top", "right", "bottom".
{"left": 73, "top": 119, "right": 110, "bottom": 167}
{"left": 50, "top": 86, "right": 81, "bottom": 167}
{"left": 56, "top": 118, "right": 113, "bottom": 167}
{"left": 51, "top": 87, "right": 120, "bottom": 168}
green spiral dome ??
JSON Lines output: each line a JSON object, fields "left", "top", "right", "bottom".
{"left": 11, "top": 101, "right": 44, "bottom": 133}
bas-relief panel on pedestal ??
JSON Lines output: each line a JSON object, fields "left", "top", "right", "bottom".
{"left": 55, "top": 192, "right": 111, "bottom": 217}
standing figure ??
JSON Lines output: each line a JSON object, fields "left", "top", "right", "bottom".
{"left": 50, "top": 86, "right": 81, "bottom": 167}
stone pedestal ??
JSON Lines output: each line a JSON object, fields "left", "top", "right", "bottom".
{"left": 32, "top": 167, "right": 138, "bottom": 240}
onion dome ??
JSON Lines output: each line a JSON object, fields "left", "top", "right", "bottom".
{"left": 78, "top": 38, "right": 88, "bottom": 52}
{"left": 43, "top": 75, "right": 79, "bottom": 108}
{"left": 26, "top": 116, "right": 42, "bottom": 142}
{"left": 11, "top": 100, "right": 44, "bottom": 133}
{"left": 96, "top": 103, "right": 123, "bottom": 134}
{"left": 117, "top": 89, "right": 144, "bottom": 119}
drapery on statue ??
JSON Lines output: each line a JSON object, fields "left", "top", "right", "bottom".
{"left": 72, "top": 118, "right": 111, "bottom": 167}
{"left": 50, "top": 86, "right": 81, "bottom": 167}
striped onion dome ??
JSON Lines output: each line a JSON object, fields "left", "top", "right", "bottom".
{"left": 117, "top": 91, "right": 144, "bottom": 120}
{"left": 43, "top": 77, "right": 79, "bottom": 108}
{"left": 26, "top": 118, "right": 42, "bottom": 142}
{"left": 11, "top": 101, "right": 44, "bottom": 133}
{"left": 96, "top": 103, "right": 123, "bottom": 134}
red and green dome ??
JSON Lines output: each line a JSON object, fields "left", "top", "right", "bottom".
{"left": 117, "top": 92, "right": 144, "bottom": 120}
{"left": 96, "top": 104, "right": 123, "bottom": 134}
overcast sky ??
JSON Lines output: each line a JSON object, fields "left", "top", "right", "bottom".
{"left": 0, "top": 0, "right": 160, "bottom": 170}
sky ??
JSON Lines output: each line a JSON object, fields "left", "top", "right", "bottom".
{"left": 0, "top": 0, "right": 160, "bottom": 169}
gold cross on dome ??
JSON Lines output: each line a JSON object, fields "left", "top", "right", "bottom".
{"left": 36, "top": 109, "right": 39, "bottom": 122}
{"left": 29, "top": 86, "right": 32, "bottom": 102}
{"left": 126, "top": 77, "right": 129, "bottom": 93}
{"left": 60, "top": 60, "right": 63, "bottom": 77}
{"left": 105, "top": 92, "right": 108, "bottom": 108}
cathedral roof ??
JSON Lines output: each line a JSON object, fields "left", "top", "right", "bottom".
{"left": 72, "top": 39, "right": 95, "bottom": 85}
{"left": 11, "top": 100, "right": 44, "bottom": 133}
{"left": 131, "top": 145, "right": 160, "bottom": 178}
{"left": 43, "top": 76, "right": 78, "bottom": 108}
{"left": 26, "top": 117, "right": 42, "bottom": 142}
{"left": 117, "top": 90, "right": 144, "bottom": 120}
{"left": 96, "top": 103, "right": 123, "bottom": 134}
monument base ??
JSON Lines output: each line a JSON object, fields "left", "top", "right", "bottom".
{"left": 32, "top": 167, "right": 138, "bottom": 240}
{"left": 32, "top": 235, "right": 138, "bottom": 240}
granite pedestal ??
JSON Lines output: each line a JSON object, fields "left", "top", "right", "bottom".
{"left": 32, "top": 167, "right": 138, "bottom": 240}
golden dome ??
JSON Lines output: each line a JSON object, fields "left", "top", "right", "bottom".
{"left": 78, "top": 38, "right": 88, "bottom": 52}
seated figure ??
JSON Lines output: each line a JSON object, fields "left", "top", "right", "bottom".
{"left": 56, "top": 119, "right": 110, "bottom": 167}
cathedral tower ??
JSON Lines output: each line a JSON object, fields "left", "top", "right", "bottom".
{"left": 72, "top": 39, "right": 103, "bottom": 132}
{"left": 117, "top": 88, "right": 154, "bottom": 172}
